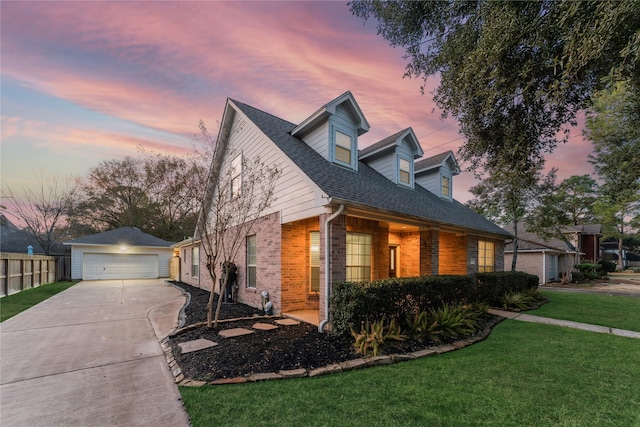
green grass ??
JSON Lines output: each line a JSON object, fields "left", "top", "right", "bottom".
{"left": 529, "top": 290, "right": 640, "bottom": 332}
{"left": 180, "top": 321, "right": 640, "bottom": 426}
{"left": 0, "top": 281, "right": 77, "bottom": 322}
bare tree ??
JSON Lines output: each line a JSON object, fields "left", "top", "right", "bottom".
{"left": 195, "top": 120, "right": 281, "bottom": 328}
{"left": 2, "top": 174, "right": 76, "bottom": 255}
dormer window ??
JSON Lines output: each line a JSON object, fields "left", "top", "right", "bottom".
{"left": 441, "top": 175, "right": 450, "bottom": 198}
{"left": 335, "top": 130, "right": 352, "bottom": 164}
{"left": 398, "top": 156, "right": 412, "bottom": 187}
{"left": 331, "top": 125, "right": 357, "bottom": 170}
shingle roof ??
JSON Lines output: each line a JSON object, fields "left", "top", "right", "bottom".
{"left": 562, "top": 224, "right": 603, "bottom": 235}
{"left": 503, "top": 223, "right": 576, "bottom": 252}
{"left": 358, "top": 128, "right": 409, "bottom": 158}
{"left": 64, "top": 227, "right": 174, "bottom": 247}
{"left": 231, "top": 100, "right": 511, "bottom": 239}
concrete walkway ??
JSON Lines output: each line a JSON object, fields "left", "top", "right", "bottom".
{"left": 0, "top": 279, "right": 191, "bottom": 427}
{"left": 489, "top": 308, "right": 640, "bottom": 339}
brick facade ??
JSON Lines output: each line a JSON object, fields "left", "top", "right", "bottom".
{"left": 439, "top": 231, "right": 468, "bottom": 275}
{"left": 281, "top": 217, "right": 320, "bottom": 312}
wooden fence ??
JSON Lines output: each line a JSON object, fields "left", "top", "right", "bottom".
{"left": 0, "top": 253, "right": 59, "bottom": 297}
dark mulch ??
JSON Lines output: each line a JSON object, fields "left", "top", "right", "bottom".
{"left": 168, "top": 281, "right": 497, "bottom": 382}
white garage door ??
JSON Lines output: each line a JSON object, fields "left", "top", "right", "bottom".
{"left": 83, "top": 253, "right": 159, "bottom": 280}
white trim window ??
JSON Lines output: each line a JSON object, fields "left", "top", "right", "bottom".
{"left": 231, "top": 153, "right": 242, "bottom": 198}
{"left": 398, "top": 156, "right": 412, "bottom": 186}
{"left": 246, "top": 235, "right": 256, "bottom": 288}
{"left": 441, "top": 175, "right": 451, "bottom": 198}
{"left": 334, "top": 130, "right": 352, "bottom": 165}
{"left": 346, "top": 232, "right": 372, "bottom": 282}
{"left": 191, "top": 247, "right": 199, "bottom": 277}
{"left": 478, "top": 240, "right": 495, "bottom": 273}
{"left": 310, "top": 231, "right": 320, "bottom": 292}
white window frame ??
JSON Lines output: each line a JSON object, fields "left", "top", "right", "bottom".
{"left": 398, "top": 155, "right": 413, "bottom": 187}
{"left": 330, "top": 125, "right": 357, "bottom": 170}
{"left": 246, "top": 235, "right": 256, "bottom": 288}
{"left": 346, "top": 232, "right": 372, "bottom": 282}
{"left": 231, "top": 153, "right": 242, "bottom": 199}
{"left": 191, "top": 247, "right": 199, "bottom": 277}
{"left": 441, "top": 174, "right": 452, "bottom": 199}
{"left": 310, "top": 231, "right": 320, "bottom": 292}
{"left": 478, "top": 240, "right": 495, "bottom": 273}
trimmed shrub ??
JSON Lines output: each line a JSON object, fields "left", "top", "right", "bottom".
{"left": 331, "top": 275, "right": 476, "bottom": 337}
{"left": 598, "top": 260, "right": 616, "bottom": 274}
{"left": 576, "top": 262, "right": 601, "bottom": 279}
{"left": 474, "top": 271, "right": 539, "bottom": 306}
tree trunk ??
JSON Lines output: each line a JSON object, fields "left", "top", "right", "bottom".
{"left": 511, "top": 220, "right": 519, "bottom": 272}
{"left": 213, "top": 267, "right": 231, "bottom": 328}
{"left": 206, "top": 267, "right": 218, "bottom": 328}
{"left": 617, "top": 238, "right": 624, "bottom": 271}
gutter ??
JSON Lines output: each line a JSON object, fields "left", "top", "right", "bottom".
{"left": 319, "top": 203, "right": 345, "bottom": 333}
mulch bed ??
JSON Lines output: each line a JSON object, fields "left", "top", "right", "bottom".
{"left": 167, "top": 281, "right": 498, "bottom": 382}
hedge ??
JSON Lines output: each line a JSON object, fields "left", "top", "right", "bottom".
{"left": 474, "top": 271, "right": 539, "bottom": 306}
{"left": 330, "top": 271, "right": 539, "bottom": 337}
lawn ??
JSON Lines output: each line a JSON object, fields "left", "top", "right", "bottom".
{"left": 0, "top": 281, "right": 77, "bottom": 322}
{"left": 530, "top": 290, "right": 640, "bottom": 332}
{"left": 180, "top": 320, "right": 640, "bottom": 426}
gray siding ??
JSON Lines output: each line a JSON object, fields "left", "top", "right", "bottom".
{"left": 224, "top": 108, "right": 325, "bottom": 225}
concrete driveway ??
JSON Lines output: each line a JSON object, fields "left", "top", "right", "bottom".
{"left": 0, "top": 279, "right": 191, "bottom": 427}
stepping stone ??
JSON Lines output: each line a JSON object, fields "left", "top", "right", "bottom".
{"left": 275, "top": 318, "right": 300, "bottom": 326}
{"left": 252, "top": 322, "right": 278, "bottom": 331}
{"left": 219, "top": 327, "right": 255, "bottom": 338}
{"left": 178, "top": 339, "right": 218, "bottom": 354}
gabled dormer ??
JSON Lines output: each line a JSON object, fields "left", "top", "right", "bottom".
{"left": 359, "top": 128, "right": 424, "bottom": 189}
{"left": 290, "top": 91, "right": 369, "bottom": 171}
{"left": 414, "top": 150, "right": 461, "bottom": 201}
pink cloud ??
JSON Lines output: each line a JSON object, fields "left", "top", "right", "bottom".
{"left": 1, "top": 0, "right": 596, "bottom": 203}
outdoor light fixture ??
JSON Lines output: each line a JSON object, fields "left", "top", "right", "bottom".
{"left": 119, "top": 245, "right": 128, "bottom": 252}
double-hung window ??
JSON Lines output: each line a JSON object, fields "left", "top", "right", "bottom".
{"left": 442, "top": 175, "right": 451, "bottom": 198}
{"left": 398, "top": 157, "right": 411, "bottom": 186}
{"left": 246, "top": 235, "right": 256, "bottom": 288}
{"left": 191, "top": 247, "right": 199, "bottom": 277}
{"left": 478, "top": 240, "right": 495, "bottom": 272}
{"left": 231, "top": 154, "right": 242, "bottom": 198}
{"left": 310, "top": 231, "right": 320, "bottom": 292}
{"left": 346, "top": 232, "right": 372, "bottom": 282}
{"left": 334, "top": 130, "right": 352, "bottom": 165}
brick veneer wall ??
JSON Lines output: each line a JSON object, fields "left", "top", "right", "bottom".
{"left": 420, "top": 230, "right": 439, "bottom": 276}
{"left": 281, "top": 217, "right": 320, "bottom": 312}
{"left": 439, "top": 231, "right": 468, "bottom": 275}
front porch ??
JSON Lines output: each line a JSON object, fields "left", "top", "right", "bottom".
{"left": 278, "top": 212, "right": 498, "bottom": 324}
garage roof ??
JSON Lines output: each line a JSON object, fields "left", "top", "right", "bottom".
{"left": 64, "top": 227, "right": 174, "bottom": 247}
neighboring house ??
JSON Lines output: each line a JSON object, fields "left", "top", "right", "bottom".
{"left": 601, "top": 241, "right": 633, "bottom": 269}
{"left": 0, "top": 214, "right": 68, "bottom": 256}
{"left": 503, "top": 223, "right": 580, "bottom": 284}
{"left": 562, "top": 224, "right": 602, "bottom": 263}
{"left": 64, "top": 227, "right": 175, "bottom": 281}
{"left": 184, "top": 92, "right": 511, "bottom": 326}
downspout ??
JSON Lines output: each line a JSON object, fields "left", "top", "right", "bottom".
{"left": 319, "top": 204, "right": 345, "bottom": 333}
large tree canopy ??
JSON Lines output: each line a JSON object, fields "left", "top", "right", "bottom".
{"left": 351, "top": 0, "right": 640, "bottom": 171}
{"left": 586, "top": 81, "right": 640, "bottom": 268}
{"left": 73, "top": 153, "right": 207, "bottom": 241}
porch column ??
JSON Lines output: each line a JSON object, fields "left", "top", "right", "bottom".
{"left": 420, "top": 230, "right": 439, "bottom": 276}
{"left": 318, "top": 213, "right": 346, "bottom": 323}
{"left": 467, "top": 235, "right": 479, "bottom": 275}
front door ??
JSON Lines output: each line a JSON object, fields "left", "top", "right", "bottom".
{"left": 389, "top": 246, "right": 397, "bottom": 278}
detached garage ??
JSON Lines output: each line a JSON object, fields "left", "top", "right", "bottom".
{"left": 64, "top": 227, "right": 175, "bottom": 281}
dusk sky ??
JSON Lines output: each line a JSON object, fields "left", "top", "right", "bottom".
{"left": 1, "top": 1, "right": 595, "bottom": 208}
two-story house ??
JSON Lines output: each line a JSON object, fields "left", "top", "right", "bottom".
{"left": 175, "top": 92, "right": 511, "bottom": 329}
